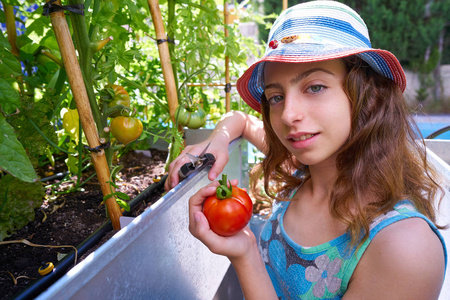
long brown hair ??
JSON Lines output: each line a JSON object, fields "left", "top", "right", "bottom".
{"left": 250, "top": 56, "right": 444, "bottom": 245}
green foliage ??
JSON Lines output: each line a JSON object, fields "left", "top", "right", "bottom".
{"left": 167, "top": 0, "right": 260, "bottom": 111}
{"left": 346, "top": 0, "right": 448, "bottom": 71}
{"left": 0, "top": 174, "right": 45, "bottom": 241}
{"left": 105, "top": 177, "right": 131, "bottom": 212}
{"left": 0, "top": 0, "right": 262, "bottom": 237}
{"left": 0, "top": 78, "right": 20, "bottom": 115}
{"left": 7, "top": 92, "right": 59, "bottom": 167}
{"left": 256, "top": 0, "right": 284, "bottom": 43}
{"left": 0, "top": 114, "right": 38, "bottom": 182}
{"left": 165, "top": 125, "right": 185, "bottom": 171}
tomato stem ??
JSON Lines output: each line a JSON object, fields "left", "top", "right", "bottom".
{"left": 216, "top": 174, "right": 232, "bottom": 200}
{"left": 3, "top": 2, "right": 19, "bottom": 56}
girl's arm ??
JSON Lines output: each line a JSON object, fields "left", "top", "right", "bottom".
{"left": 230, "top": 249, "right": 278, "bottom": 300}
{"left": 188, "top": 181, "right": 278, "bottom": 300}
{"left": 165, "top": 111, "right": 265, "bottom": 190}
{"left": 343, "top": 218, "right": 445, "bottom": 299}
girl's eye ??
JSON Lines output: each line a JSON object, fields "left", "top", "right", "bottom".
{"left": 267, "top": 95, "right": 284, "bottom": 105}
{"left": 307, "top": 85, "right": 325, "bottom": 93}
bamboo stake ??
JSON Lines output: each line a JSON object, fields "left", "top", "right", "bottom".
{"left": 224, "top": 1, "right": 231, "bottom": 112}
{"left": 46, "top": 0, "right": 122, "bottom": 230}
{"left": 148, "top": 0, "right": 179, "bottom": 123}
{"left": 283, "top": 0, "right": 288, "bottom": 11}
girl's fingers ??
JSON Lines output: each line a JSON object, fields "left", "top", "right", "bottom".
{"left": 188, "top": 182, "right": 219, "bottom": 216}
{"left": 190, "top": 211, "right": 211, "bottom": 238}
{"left": 165, "top": 143, "right": 211, "bottom": 191}
{"left": 229, "top": 179, "right": 239, "bottom": 186}
{"left": 208, "top": 153, "right": 229, "bottom": 181}
{"left": 164, "top": 146, "right": 197, "bottom": 190}
{"left": 188, "top": 182, "right": 218, "bottom": 237}
{"left": 190, "top": 211, "right": 230, "bottom": 254}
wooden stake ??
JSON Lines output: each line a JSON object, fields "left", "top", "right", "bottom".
{"left": 224, "top": 1, "right": 231, "bottom": 112}
{"left": 46, "top": 0, "right": 122, "bottom": 230}
{"left": 283, "top": 0, "right": 288, "bottom": 11}
{"left": 148, "top": 0, "right": 179, "bottom": 123}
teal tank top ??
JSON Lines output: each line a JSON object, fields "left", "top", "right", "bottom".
{"left": 258, "top": 200, "right": 447, "bottom": 299}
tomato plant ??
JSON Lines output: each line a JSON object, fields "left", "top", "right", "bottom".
{"left": 175, "top": 104, "right": 206, "bottom": 129}
{"left": 105, "top": 84, "right": 131, "bottom": 117}
{"left": 0, "top": 0, "right": 263, "bottom": 240}
{"left": 203, "top": 174, "right": 253, "bottom": 237}
{"left": 110, "top": 116, "right": 143, "bottom": 145}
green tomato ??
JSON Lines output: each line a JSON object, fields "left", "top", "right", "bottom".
{"left": 107, "top": 85, "right": 131, "bottom": 117}
{"left": 110, "top": 116, "right": 143, "bottom": 145}
{"left": 175, "top": 104, "right": 207, "bottom": 129}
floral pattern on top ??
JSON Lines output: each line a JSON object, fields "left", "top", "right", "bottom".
{"left": 305, "top": 255, "right": 342, "bottom": 297}
{"left": 258, "top": 200, "right": 446, "bottom": 299}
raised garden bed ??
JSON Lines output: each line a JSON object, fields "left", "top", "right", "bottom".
{"left": 0, "top": 149, "right": 168, "bottom": 300}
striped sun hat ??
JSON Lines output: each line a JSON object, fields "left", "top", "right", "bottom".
{"left": 236, "top": 0, "right": 407, "bottom": 113}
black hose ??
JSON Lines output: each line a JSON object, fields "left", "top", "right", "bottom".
{"left": 12, "top": 176, "right": 167, "bottom": 300}
{"left": 40, "top": 171, "right": 69, "bottom": 182}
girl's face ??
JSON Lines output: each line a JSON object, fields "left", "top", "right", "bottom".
{"left": 264, "top": 59, "right": 351, "bottom": 168}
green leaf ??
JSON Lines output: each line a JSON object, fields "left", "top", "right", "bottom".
{"left": 103, "top": 193, "right": 113, "bottom": 201}
{"left": 0, "top": 78, "right": 21, "bottom": 115}
{"left": 16, "top": 34, "right": 33, "bottom": 49}
{"left": 114, "top": 191, "right": 130, "bottom": 200}
{"left": 1, "top": 0, "right": 20, "bottom": 5}
{"left": 0, "top": 115, "right": 38, "bottom": 182}
{"left": 65, "top": 154, "right": 79, "bottom": 175}
{"left": 116, "top": 199, "right": 130, "bottom": 212}
{"left": 0, "top": 30, "right": 9, "bottom": 49}
{"left": 25, "top": 18, "right": 48, "bottom": 38}
{"left": 0, "top": 174, "right": 44, "bottom": 241}
{"left": 108, "top": 180, "right": 119, "bottom": 189}
{"left": 0, "top": 47, "right": 22, "bottom": 78}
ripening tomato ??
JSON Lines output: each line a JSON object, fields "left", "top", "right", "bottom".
{"left": 107, "top": 85, "right": 131, "bottom": 117}
{"left": 203, "top": 174, "right": 253, "bottom": 236}
{"left": 110, "top": 116, "right": 143, "bottom": 145}
{"left": 175, "top": 104, "right": 207, "bottom": 129}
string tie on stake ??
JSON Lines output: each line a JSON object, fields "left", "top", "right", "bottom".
{"left": 42, "top": 0, "right": 85, "bottom": 17}
{"left": 225, "top": 83, "right": 232, "bottom": 93}
{"left": 156, "top": 35, "right": 176, "bottom": 45}
{"left": 84, "top": 141, "right": 110, "bottom": 153}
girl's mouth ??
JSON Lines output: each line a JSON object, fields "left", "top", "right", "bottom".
{"left": 291, "top": 134, "right": 316, "bottom": 141}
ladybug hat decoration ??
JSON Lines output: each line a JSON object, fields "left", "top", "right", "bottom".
{"left": 236, "top": 0, "right": 407, "bottom": 113}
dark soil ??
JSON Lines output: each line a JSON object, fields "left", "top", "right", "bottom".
{"left": 0, "top": 149, "right": 168, "bottom": 300}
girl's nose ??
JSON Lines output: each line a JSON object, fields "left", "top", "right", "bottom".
{"left": 280, "top": 95, "right": 303, "bottom": 125}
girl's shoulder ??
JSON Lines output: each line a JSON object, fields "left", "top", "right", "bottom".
{"left": 346, "top": 202, "right": 446, "bottom": 298}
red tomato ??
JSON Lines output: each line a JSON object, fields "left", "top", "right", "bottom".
{"left": 203, "top": 174, "right": 253, "bottom": 236}
{"left": 110, "top": 116, "right": 143, "bottom": 145}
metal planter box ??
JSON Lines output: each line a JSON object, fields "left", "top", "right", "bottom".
{"left": 36, "top": 139, "right": 248, "bottom": 300}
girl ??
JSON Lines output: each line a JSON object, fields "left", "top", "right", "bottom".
{"left": 166, "top": 1, "right": 447, "bottom": 299}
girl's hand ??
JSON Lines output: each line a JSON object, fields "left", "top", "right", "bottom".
{"left": 164, "top": 139, "right": 230, "bottom": 191}
{"left": 188, "top": 180, "right": 257, "bottom": 260}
